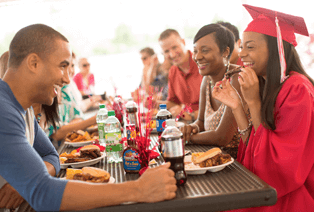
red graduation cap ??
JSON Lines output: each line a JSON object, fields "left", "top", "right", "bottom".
{"left": 243, "top": 4, "right": 309, "bottom": 46}
{"left": 243, "top": 4, "right": 309, "bottom": 82}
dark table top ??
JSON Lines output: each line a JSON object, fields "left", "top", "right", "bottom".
{"left": 58, "top": 135, "right": 277, "bottom": 212}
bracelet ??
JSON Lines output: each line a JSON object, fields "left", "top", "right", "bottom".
{"left": 238, "top": 121, "right": 252, "bottom": 135}
{"left": 190, "top": 123, "right": 200, "bottom": 133}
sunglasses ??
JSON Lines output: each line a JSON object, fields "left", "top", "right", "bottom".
{"left": 82, "top": 63, "right": 90, "bottom": 67}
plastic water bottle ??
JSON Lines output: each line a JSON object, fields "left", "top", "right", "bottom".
{"left": 104, "top": 110, "right": 123, "bottom": 163}
{"left": 96, "top": 104, "right": 108, "bottom": 145}
{"left": 161, "top": 119, "right": 187, "bottom": 186}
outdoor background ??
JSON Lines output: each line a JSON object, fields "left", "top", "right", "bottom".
{"left": 0, "top": 0, "right": 313, "bottom": 98}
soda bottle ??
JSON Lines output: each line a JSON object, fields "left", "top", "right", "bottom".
{"left": 156, "top": 104, "right": 172, "bottom": 152}
{"left": 104, "top": 110, "right": 123, "bottom": 163}
{"left": 96, "top": 104, "right": 108, "bottom": 145}
{"left": 161, "top": 119, "right": 187, "bottom": 186}
{"left": 125, "top": 100, "right": 139, "bottom": 132}
{"left": 123, "top": 124, "right": 141, "bottom": 173}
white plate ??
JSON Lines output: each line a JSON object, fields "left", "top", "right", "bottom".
{"left": 60, "top": 153, "right": 105, "bottom": 169}
{"left": 64, "top": 139, "right": 95, "bottom": 147}
{"left": 184, "top": 155, "right": 234, "bottom": 175}
{"left": 61, "top": 176, "right": 115, "bottom": 184}
{"left": 184, "top": 150, "right": 191, "bottom": 155}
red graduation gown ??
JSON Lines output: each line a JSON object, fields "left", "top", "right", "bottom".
{"left": 234, "top": 72, "right": 314, "bottom": 212}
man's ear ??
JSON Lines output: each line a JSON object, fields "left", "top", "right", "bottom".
{"left": 182, "top": 38, "right": 186, "bottom": 46}
{"left": 223, "top": 47, "right": 230, "bottom": 58}
{"left": 26, "top": 53, "right": 41, "bottom": 74}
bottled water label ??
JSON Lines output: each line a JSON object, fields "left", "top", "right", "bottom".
{"left": 162, "top": 138, "right": 184, "bottom": 158}
{"left": 105, "top": 132, "right": 122, "bottom": 152}
{"left": 97, "top": 123, "right": 105, "bottom": 139}
{"left": 106, "top": 144, "right": 123, "bottom": 152}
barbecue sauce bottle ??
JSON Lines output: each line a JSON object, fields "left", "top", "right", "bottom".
{"left": 123, "top": 124, "right": 140, "bottom": 173}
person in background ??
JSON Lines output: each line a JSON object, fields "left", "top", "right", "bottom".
{"left": 216, "top": 21, "right": 243, "bottom": 66}
{"left": 139, "top": 47, "right": 168, "bottom": 100}
{"left": 0, "top": 23, "right": 176, "bottom": 212}
{"left": 0, "top": 51, "right": 9, "bottom": 79}
{"left": 181, "top": 24, "right": 246, "bottom": 159}
{"left": 73, "top": 57, "right": 95, "bottom": 97}
{"left": 60, "top": 52, "right": 102, "bottom": 124}
{"left": 213, "top": 5, "right": 314, "bottom": 211}
{"left": 158, "top": 29, "right": 203, "bottom": 121}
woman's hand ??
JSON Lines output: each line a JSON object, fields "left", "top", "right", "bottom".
{"left": 212, "top": 79, "right": 242, "bottom": 110}
{"left": 238, "top": 67, "right": 260, "bottom": 106}
{"left": 181, "top": 124, "right": 199, "bottom": 143}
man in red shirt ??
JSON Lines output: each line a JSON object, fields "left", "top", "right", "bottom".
{"left": 158, "top": 29, "right": 202, "bottom": 121}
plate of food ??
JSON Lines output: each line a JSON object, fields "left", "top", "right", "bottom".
{"left": 184, "top": 148, "right": 234, "bottom": 175}
{"left": 62, "top": 167, "right": 115, "bottom": 184}
{"left": 60, "top": 145, "right": 105, "bottom": 169}
{"left": 86, "top": 124, "right": 98, "bottom": 133}
{"left": 64, "top": 130, "right": 98, "bottom": 147}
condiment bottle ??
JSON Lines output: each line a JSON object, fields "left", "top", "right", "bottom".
{"left": 123, "top": 124, "right": 140, "bottom": 173}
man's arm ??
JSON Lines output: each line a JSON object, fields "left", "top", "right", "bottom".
{"left": 59, "top": 163, "right": 176, "bottom": 211}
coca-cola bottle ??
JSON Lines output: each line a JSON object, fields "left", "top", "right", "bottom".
{"left": 161, "top": 119, "right": 187, "bottom": 186}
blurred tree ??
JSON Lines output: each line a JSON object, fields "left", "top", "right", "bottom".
{"left": 184, "top": 25, "right": 201, "bottom": 39}
{"left": 93, "top": 46, "right": 110, "bottom": 55}
{"left": 211, "top": 14, "right": 226, "bottom": 24}
{"left": 112, "top": 24, "right": 137, "bottom": 46}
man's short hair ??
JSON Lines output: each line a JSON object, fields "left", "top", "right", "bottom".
{"left": 140, "top": 47, "right": 155, "bottom": 56}
{"left": 8, "top": 24, "right": 69, "bottom": 68}
{"left": 158, "top": 29, "right": 181, "bottom": 41}
{"left": 215, "top": 21, "right": 240, "bottom": 42}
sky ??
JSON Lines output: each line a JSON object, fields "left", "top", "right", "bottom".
{"left": 0, "top": 0, "right": 313, "bottom": 97}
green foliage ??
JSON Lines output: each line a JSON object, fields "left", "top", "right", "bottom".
{"left": 184, "top": 25, "right": 201, "bottom": 39}
{"left": 112, "top": 24, "right": 137, "bottom": 46}
{"left": 211, "top": 14, "right": 226, "bottom": 24}
{"left": 93, "top": 46, "right": 110, "bottom": 55}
